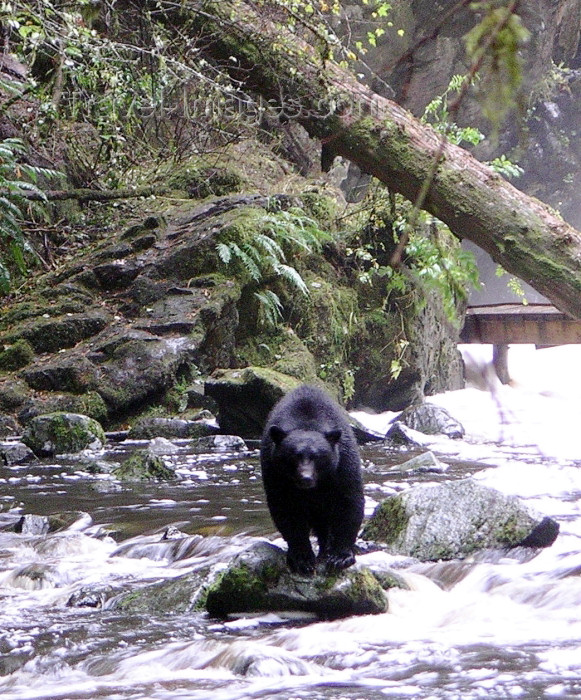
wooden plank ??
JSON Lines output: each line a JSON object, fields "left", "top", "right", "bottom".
{"left": 460, "top": 304, "right": 581, "bottom": 344}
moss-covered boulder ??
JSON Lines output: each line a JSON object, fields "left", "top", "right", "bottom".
{"left": 112, "top": 448, "right": 177, "bottom": 481}
{"left": 362, "top": 479, "right": 560, "bottom": 561}
{"left": 205, "top": 367, "right": 301, "bottom": 437}
{"left": 22, "top": 412, "right": 106, "bottom": 456}
{"left": 204, "top": 541, "right": 394, "bottom": 620}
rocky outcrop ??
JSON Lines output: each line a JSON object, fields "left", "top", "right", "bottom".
{"left": 0, "top": 192, "right": 465, "bottom": 431}
{"left": 362, "top": 479, "right": 560, "bottom": 561}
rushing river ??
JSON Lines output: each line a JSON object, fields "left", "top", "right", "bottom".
{"left": 1, "top": 375, "right": 581, "bottom": 698}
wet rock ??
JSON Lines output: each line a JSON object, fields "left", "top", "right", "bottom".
{"left": 14, "top": 511, "right": 91, "bottom": 535}
{"left": 112, "top": 448, "right": 177, "bottom": 481}
{"left": 147, "top": 437, "right": 180, "bottom": 455}
{"left": 128, "top": 416, "right": 217, "bottom": 440}
{"left": 5, "top": 563, "right": 61, "bottom": 590}
{"left": 193, "top": 434, "right": 248, "bottom": 452}
{"left": 204, "top": 541, "right": 394, "bottom": 620}
{"left": 396, "top": 403, "right": 465, "bottom": 439}
{"left": 14, "top": 514, "right": 50, "bottom": 536}
{"left": 384, "top": 421, "right": 429, "bottom": 447}
{"left": 110, "top": 570, "right": 208, "bottom": 614}
{"left": 67, "top": 584, "right": 121, "bottom": 609}
{"left": 22, "top": 412, "right": 106, "bottom": 456}
{"left": 392, "top": 451, "right": 448, "bottom": 474}
{"left": 362, "top": 478, "right": 560, "bottom": 561}
{"left": 205, "top": 367, "right": 301, "bottom": 438}
{"left": 0, "top": 441, "right": 36, "bottom": 465}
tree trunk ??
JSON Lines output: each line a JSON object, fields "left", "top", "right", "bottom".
{"left": 173, "top": 1, "right": 581, "bottom": 319}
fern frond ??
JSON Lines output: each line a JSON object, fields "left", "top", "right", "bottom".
{"left": 254, "top": 290, "right": 283, "bottom": 329}
{"left": 275, "top": 263, "right": 309, "bottom": 295}
{"left": 216, "top": 242, "right": 232, "bottom": 264}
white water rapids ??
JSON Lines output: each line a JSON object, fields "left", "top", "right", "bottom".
{"left": 0, "top": 344, "right": 580, "bottom": 699}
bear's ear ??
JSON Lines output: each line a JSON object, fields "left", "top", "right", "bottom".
{"left": 325, "top": 429, "right": 342, "bottom": 446}
{"left": 269, "top": 425, "right": 287, "bottom": 444}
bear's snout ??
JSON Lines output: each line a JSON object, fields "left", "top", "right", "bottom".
{"left": 294, "top": 459, "right": 317, "bottom": 489}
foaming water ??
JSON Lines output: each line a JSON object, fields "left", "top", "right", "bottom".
{"left": 1, "top": 375, "right": 581, "bottom": 698}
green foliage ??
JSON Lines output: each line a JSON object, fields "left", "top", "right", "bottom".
{"left": 217, "top": 209, "right": 331, "bottom": 329}
{"left": 0, "top": 137, "right": 59, "bottom": 293}
{"left": 422, "top": 75, "right": 484, "bottom": 147}
{"left": 423, "top": 75, "right": 524, "bottom": 179}
{"left": 402, "top": 220, "right": 480, "bottom": 321}
{"left": 464, "top": 2, "right": 530, "bottom": 131}
{"left": 495, "top": 265, "right": 528, "bottom": 304}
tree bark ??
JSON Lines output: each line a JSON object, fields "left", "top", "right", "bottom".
{"left": 175, "top": 1, "right": 581, "bottom": 319}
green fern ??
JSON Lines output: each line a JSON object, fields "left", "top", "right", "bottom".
{"left": 254, "top": 290, "right": 284, "bottom": 329}
{"left": 0, "top": 138, "right": 60, "bottom": 293}
{"left": 216, "top": 208, "right": 330, "bottom": 327}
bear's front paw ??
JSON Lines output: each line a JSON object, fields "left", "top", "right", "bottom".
{"left": 287, "top": 550, "right": 316, "bottom": 576}
{"left": 324, "top": 550, "right": 356, "bottom": 573}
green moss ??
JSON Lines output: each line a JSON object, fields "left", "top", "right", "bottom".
{"left": 112, "top": 450, "right": 177, "bottom": 481}
{"left": 298, "top": 191, "right": 337, "bottom": 228}
{"left": 169, "top": 165, "right": 245, "bottom": 199}
{"left": 362, "top": 496, "right": 409, "bottom": 545}
{"left": 496, "top": 514, "right": 529, "bottom": 545}
{"left": 205, "top": 563, "right": 269, "bottom": 617}
{"left": 0, "top": 339, "right": 35, "bottom": 371}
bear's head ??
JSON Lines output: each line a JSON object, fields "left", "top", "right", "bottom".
{"left": 269, "top": 426, "right": 341, "bottom": 489}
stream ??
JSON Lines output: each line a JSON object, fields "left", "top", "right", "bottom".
{"left": 1, "top": 383, "right": 581, "bottom": 699}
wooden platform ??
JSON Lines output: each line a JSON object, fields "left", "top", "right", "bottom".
{"left": 460, "top": 304, "right": 581, "bottom": 345}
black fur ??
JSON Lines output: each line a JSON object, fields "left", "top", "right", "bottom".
{"left": 260, "top": 385, "right": 364, "bottom": 575}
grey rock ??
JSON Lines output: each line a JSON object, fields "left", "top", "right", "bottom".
{"left": 396, "top": 403, "right": 465, "bottom": 439}
{"left": 362, "top": 478, "right": 559, "bottom": 561}
{"left": 193, "top": 434, "right": 248, "bottom": 452}
{"left": 22, "top": 412, "right": 106, "bottom": 456}
{"left": 0, "top": 441, "right": 36, "bottom": 465}
{"left": 204, "top": 541, "right": 394, "bottom": 620}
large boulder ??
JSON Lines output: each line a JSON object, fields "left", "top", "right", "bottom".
{"left": 395, "top": 403, "right": 465, "bottom": 439}
{"left": 203, "top": 541, "right": 395, "bottom": 620}
{"left": 362, "top": 478, "right": 559, "bottom": 561}
{"left": 205, "top": 367, "right": 301, "bottom": 438}
{"left": 22, "top": 412, "right": 106, "bottom": 456}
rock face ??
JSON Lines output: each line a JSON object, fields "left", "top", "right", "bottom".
{"left": 0, "top": 193, "right": 465, "bottom": 431}
{"left": 22, "top": 413, "right": 106, "bottom": 456}
{"left": 362, "top": 479, "right": 559, "bottom": 561}
{"left": 204, "top": 541, "right": 393, "bottom": 620}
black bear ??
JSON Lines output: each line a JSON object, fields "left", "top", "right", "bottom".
{"left": 260, "top": 385, "right": 364, "bottom": 575}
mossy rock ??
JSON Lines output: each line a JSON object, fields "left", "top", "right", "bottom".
{"left": 204, "top": 541, "right": 391, "bottom": 620}
{"left": 362, "top": 479, "right": 560, "bottom": 561}
{"left": 112, "top": 449, "right": 177, "bottom": 481}
{"left": 22, "top": 412, "right": 106, "bottom": 457}
{"left": 205, "top": 367, "right": 301, "bottom": 438}
{"left": 169, "top": 165, "right": 245, "bottom": 199}
{"left": 0, "top": 339, "right": 35, "bottom": 372}
{"left": 298, "top": 191, "right": 338, "bottom": 228}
